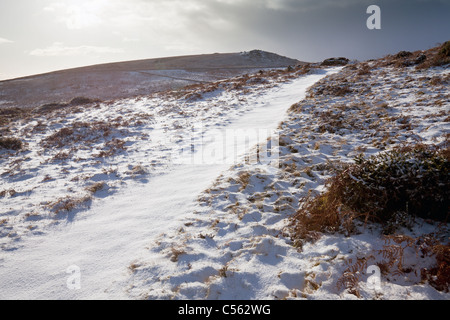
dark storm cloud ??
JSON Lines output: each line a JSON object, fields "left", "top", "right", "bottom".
{"left": 1, "top": 0, "right": 448, "bottom": 80}
{"left": 177, "top": 0, "right": 450, "bottom": 61}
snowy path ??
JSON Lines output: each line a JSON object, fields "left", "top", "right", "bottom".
{"left": 0, "top": 70, "right": 336, "bottom": 299}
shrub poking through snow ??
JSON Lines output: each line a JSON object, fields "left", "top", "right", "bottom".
{"left": 321, "top": 57, "right": 350, "bottom": 66}
{"left": 290, "top": 143, "right": 449, "bottom": 239}
{"left": 371, "top": 40, "right": 449, "bottom": 69}
{"left": 47, "top": 195, "right": 92, "bottom": 215}
{"left": 85, "top": 182, "right": 106, "bottom": 194}
{"left": 439, "top": 41, "right": 450, "bottom": 57}
{"left": 0, "top": 137, "right": 23, "bottom": 150}
{"left": 0, "top": 107, "right": 27, "bottom": 126}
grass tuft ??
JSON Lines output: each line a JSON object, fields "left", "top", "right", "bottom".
{"left": 0, "top": 137, "right": 23, "bottom": 150}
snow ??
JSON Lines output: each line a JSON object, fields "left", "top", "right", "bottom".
{"left": 0, "top": 67, "right": 338, "bottom": 299}
{"left": 0, "top": 62, "right": 448, "bottom": 300}
{"left": 125, "top": 64, "right": 449, "bottom": 300}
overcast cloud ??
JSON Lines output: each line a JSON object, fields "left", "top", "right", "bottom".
{"left": 0, "top": 0, "right": 448, "bottom": 80}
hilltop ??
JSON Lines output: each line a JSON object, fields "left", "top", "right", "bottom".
{"left": 0, "top": 50, "right": 300, "bottom": 110}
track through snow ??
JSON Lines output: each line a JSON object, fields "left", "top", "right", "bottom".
{"left": 0, "top": 69, "right": 339, "bottom": 299}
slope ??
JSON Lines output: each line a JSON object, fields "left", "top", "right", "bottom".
{"left": 0, "top": 50, "right": 301, "bottom": 110}
{"left": 0, "top": 64, "right": 328, "bottom": 299}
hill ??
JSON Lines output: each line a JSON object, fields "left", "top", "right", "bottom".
{"left": 0, "top": 50, "right": 300, "bottom": 109}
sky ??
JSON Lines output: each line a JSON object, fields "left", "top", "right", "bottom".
{"left": 0, "top": 0, "right": 449, "bottom": 80}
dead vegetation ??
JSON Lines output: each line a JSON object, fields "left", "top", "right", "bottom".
{"left": 321, "top": 57, "right": 350, "bottom": 67}
{"left": 167, "top": 64, "right": 319, "bottom": 102}
{"left": 290, "top": 143, "right": 449, "bottom": 241}
{"left": 47, "top": 195, "right": 92, "bottom": 215}
{"left": 0, "top": 189, "right": 17, "bottom": 198}
{"left": 281, "top": 45, "right": 449, "bottom": 294}
{"left": 85, "top": 182, "right": 106, "bottom": 194}
{"left": 0, "top": 136, "right": 22, "bottom": 150}
{"left": 310, "top": 84, "right": 352, "bottom": 97}
{"left": 42, "top": 121, "right": 114, "bottom": 149}
{"left": 1, "top": 97, "right": 101, "bottom": 141}
{"left": 0, "top": 107, "right": 28, "bottom": 127}
{"left": 128, "top": 164, "right": 148, "bottom": 177}
{"left": 337, "top": 232, "right": 450, "bottom": 296}
{"left": 94, "top": 138, "right": 127, "bottom": 158}
{"left": 237, "top": 172, "right": 252, "bottom": 191}
{"left": 374, "top": 41, "right": 450, "bottom": 69}
{"left": 40, "top": 120, "right": 128, "bottom": 159}
{"left": 288, "top": 143, "right": 449, "bottom": 293}
{"left": 421, "top": 241, "right": 450, "bottom": 292}
{"left": 170, "top": 246, "right": 187, "bottom": 262}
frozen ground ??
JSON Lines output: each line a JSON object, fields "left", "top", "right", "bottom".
{"left": 0, "top": 65, "right": 329, "bottom": 299}
{"left": 0, "top": 56, "right": 448, "bottom": 300}
{"left": 125, "top": 62, "right": 449, "bottom": 300}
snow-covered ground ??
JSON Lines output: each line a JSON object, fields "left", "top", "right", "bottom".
{"left": 0, "top": 66, "right": 335, "bottom": 299}
{"left": 125, "top": 63, "right": 449, "bottom": 300}
{"left": 0, "top": 60, "right": 448, "bottom": 300}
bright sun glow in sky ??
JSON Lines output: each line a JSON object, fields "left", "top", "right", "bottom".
{"left": 0, "top": 0, "right": 449, "bottom": 80}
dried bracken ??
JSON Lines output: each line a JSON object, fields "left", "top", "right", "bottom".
{"left": 0, "top": 137, "right": 22, "bottom": 150}
{"left": 47, "top": 195, "right": 92, "bottom": 215}
{"left": 337, "top": 233, "right": 450, "bottom": 295}
{"left": 337, "top": 257, "right": 372, "bottom": 298}
{"left": 290, "top": 143, "right": 449, "bottom": 243}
